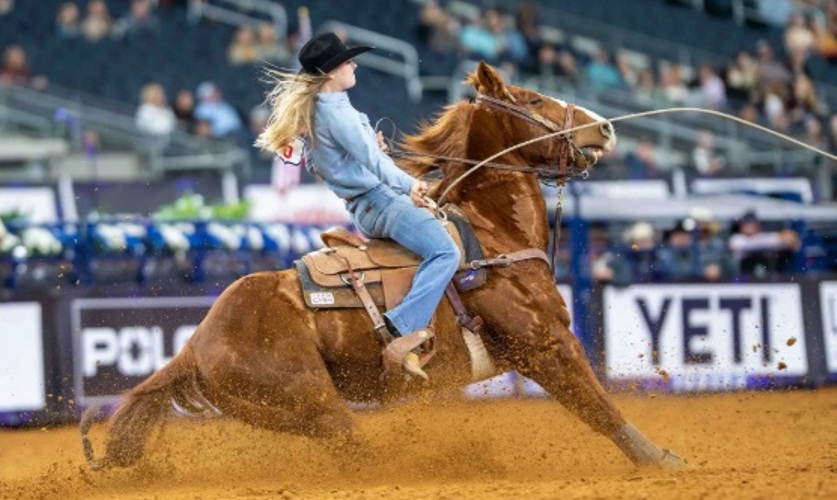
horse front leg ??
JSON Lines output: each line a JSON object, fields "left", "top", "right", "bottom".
{"left": 476, "top": 285, "right": 686, "bottom": 468}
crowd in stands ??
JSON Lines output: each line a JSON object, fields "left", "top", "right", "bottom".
{"left": 416, "top": 0, "right": 837, "bottom": 178}
{"left": 585, "top": 209, "right": 804, "bottom": 284}
{"left": 1, "top": 0, "right": 833, "bottom": 284}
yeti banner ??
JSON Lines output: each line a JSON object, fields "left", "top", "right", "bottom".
{"left": 820, "top": 281, "right": 837, "bottom": 380}
{"left": 603, "top": 284, "right": 808, "bottom": 391}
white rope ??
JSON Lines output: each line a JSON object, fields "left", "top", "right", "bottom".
{"left": 435, "top": 107, "right": 837, "bottom": 209}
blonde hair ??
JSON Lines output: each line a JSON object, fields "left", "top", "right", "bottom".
{"left": 255, "top": 69, "right": 330, "bottom": 153}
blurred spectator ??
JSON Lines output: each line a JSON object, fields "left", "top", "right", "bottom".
{"left": 460, "top": 7, "right": 527, "bottom": 65}
{"left": 688, "top": 63, "right": 727, "bottom": 110}
{"left": 537, "top": 44, "right": 580, "bottom": 85}
{"left": 135, "top": 82, "right": 176, "bottom": 137}
{"left": 694, "top": 213, "right": 733, "bottom": 279}
{"left": 194, "top": 119, "right": 213, "bottom": 138}
{"left": 0, "top": 45, "right": 31, "bottom": 86}
{"left": 828, "top": 112, "right": 837, "bottom": 152}
{"left": 228, "top": 25, "right": 259, "bottom": 65}
{"left": 784, "top": 12, "right": 816, "bottom": 60}
{"left": 802, "top": 115, "right": 829, "bottom": 151}
{"left": 788, "top": 72, "right": 826, "bottom": 123}
{"left": 0, "top": 0, "right": 12, "bottom": 15}
{"left": 194, "top": 82, "right": 243, "bottom": 139}
{"left": 81, "top": 0, "right": 114, "bottom": 42}
{"left": 418, "top": 0, "right": 461, "bottom": 53}
{"left": 656, "top": 218, "right": 729, "bottom": 281}
{"left": 615, "top": 53, "right": 639, "bottom": 89}
{"left": 728, "top": 210, "right": 801, "bottom": 276}
{"left": 584, "top": 48, "right": 624, "bottom": 92}
{"left": 515, "top": 2, "right": 541, "bottom": 72}
{"left": 56, "top": 2, "right": 81, "bottom": 38}
{"left": 656, "top": 219, "right": 699, "bottom": 281}
{"left": 811, "top": 6, "right": 837, "bottom": 60}
{"left": 593, "top": 221, "right": 662, "bottom": 284}
{"left": 114, "top": 0, "right": 160, "bottom": 39}
{"left": 624, "top": 139, "right": 658, "bottom": 180}
{"left": 256, "top": 23, "right": 289, "bottom": 63}
{"left": 771, "top": 108, "right": 793, "bottom": 135}
{"left": 633, "top": 69, "right": 669, "bottom": 108}
{"left": 659, "top": 64, "right": 688, "bottom": 105}
{"left": 173, "top": 89, "right": 196, "bottom": 132}
{"left": 738, "top": 103, "right": 760, "bottom": 123}
{"left": 724, "top": 51, "right": 758, "bottom": 101}
{"left": 754, "top": 40, "right": 791, "bottom": 102}
{"left": 763, "top": 83, "right": 789, "bottom": 128}
{"left": 692, "top": 130, "right": 726, "bottom": 176}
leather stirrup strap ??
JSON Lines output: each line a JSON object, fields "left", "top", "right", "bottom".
{"left": 444, "top": 282, "right": 483, "bottom": 333}
{"left": 334, "top": 254, "right": 393, "bottom": 345}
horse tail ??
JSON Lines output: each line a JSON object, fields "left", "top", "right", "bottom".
{"left": 80, "top": 343, "right": 203, "bottom": 469}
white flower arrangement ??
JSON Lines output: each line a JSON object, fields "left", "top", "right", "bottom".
{"left": 0, "top": 232, "right": 21, "bottom": 254}
{"left": 94, "top": 224, "right": 128, "bottom": 252}
{"left": 246, "top": 226, "right": 264, "bottom": 252}
{"left": 20, "top": 227, "right": 63, "bottom": 256}
{"left": 206, "top": 223, "right": 241, "bottom": 251}
{"left": 263, "top": 223, "right": 291, "bottom": 251}
{"left": 159, "top": 224, "right": 191, "bottom": 252}
{"left": 306, "top": 227, "right": 326, "bottom": 249}
{"left": 291, "top": 227, "right": 311, "bottom": 255}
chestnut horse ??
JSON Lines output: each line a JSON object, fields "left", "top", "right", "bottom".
{"left": 81, "top": 62, "right": 684, "bottom": 470}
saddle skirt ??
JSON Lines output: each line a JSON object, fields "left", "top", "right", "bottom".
{"left": 295, "top": 205, "right": 487, "bottom": 310}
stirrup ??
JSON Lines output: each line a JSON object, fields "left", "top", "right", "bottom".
{"left": 383, "top": 328, "right": 436, "bottom": 380}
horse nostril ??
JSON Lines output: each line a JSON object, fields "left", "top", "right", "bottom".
{"left": 600, "top": 122, "right": 614, "bottom": 138}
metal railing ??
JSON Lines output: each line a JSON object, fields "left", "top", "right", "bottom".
{"left": 318, "top": 21, "right": 424, "bottom": 102}
{"left": 187, "top": 0, "right": 288, "bottom": 45}
{"left": 0, "top": 83, "right": 250, "bottom": 175}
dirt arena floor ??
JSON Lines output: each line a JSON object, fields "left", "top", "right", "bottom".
{"left": 2, "top": 387, "right": 836, "bottom": 499}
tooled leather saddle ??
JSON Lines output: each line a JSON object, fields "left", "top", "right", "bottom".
{"left": 294, "top": 204, "right": 488, "bottom": 312}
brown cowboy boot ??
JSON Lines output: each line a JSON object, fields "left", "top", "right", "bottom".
{"left": 383, "top": 328, "right": 436, "bottom": 381}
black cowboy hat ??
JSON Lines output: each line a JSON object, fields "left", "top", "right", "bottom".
{"left": 298, "top": 32, "right": 373, "bottom": 75}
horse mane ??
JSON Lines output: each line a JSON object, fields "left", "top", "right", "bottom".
{"left": 400, "top": 101, "right": 474, "bottom": 178}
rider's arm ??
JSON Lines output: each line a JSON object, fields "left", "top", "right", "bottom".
{"left": 327, "top": 107, "right": 416, "bottom": 195}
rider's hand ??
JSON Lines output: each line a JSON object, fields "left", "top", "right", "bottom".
{"left": 376, "top": 131, "right": 389, "bottom": 153}
{"left": 410, "top": 181, "right": 429, "bottom": 207}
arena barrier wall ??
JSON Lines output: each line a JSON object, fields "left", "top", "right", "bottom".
{"left": 1, "top": 278, "right": 834, "bottom": 426}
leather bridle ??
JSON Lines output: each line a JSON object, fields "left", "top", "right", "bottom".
{"left": 474, "top": 93, "right": 580, "bottom": 181}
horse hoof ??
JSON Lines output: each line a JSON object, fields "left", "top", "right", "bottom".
{"left": 659, "top": 449, "right": 688, "bottom": 470}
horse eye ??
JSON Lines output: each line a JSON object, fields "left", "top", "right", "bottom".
{"left": 529, "top": 98, "right": 543, "bottom": 105}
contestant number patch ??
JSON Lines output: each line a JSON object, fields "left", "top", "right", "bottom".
{"left": 309, "top": 292, "right": 335, "bottom": 305}
{"left": 279, "top": 137, "right": 306, "bottom": 166}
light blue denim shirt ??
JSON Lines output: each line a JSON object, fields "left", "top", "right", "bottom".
{"left": 310, "top": 92, "right": 416, "bottom": 201}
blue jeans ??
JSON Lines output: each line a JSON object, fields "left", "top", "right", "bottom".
{"left": 349, "top": 184, "right": 460, "bottom": 335}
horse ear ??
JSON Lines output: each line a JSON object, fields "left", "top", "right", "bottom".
{"left": 473, "top": 61, "right": 506, "bottom": 97}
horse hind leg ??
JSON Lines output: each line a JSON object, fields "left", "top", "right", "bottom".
{"left": 207, "top": 382, "right": 355, "bottom": 440}
{"left": 205, "top": 379, "right": 370, "bottom": 471}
